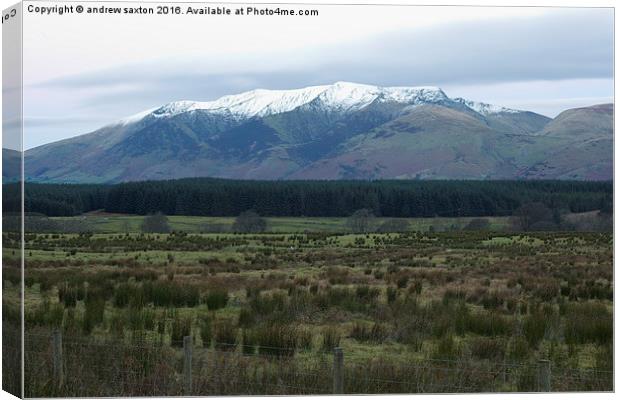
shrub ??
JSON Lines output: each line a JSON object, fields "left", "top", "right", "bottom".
{"left": 241, "top": 329, "right": 256, "bottom": 355}
{"left": 113, "top": 282, "right": 136, "bottom": 308}
{"left": 469, "top": 337, "right": 506, "bottom": 360}
{"left": 350, "top": 322, "right": 389, "bottom": 344}
{"left": 297, "top": 327, "right": 313, "bottom": 351}
{"left": 564, "top": 303, "right": 612, "bottom": 345}
{"left": 523, "top": 311, "right": 547, "bottom": 347}
{"left": 355, "top": 285, "right": 380, "bottom": 302}
{"left": 386, "top": 286, "right": 398, "bottom": 304}
{"left": 204, "top": 289, "right": 229, "bottom": 310}
{"left": 465, "top": 311, "right": 512, "bottom": 336}
{"left": 214, "top": 320, "right": 238, "bottom": 351}
{"left": 143, "top": 281, "right": 200, "bottom": 307}
{"left": 83, "top": 295, "right": 106, "bottom": 335}
{"left": 409, "top": 280, "right": 423, "bottom": 295}
{"left": 170, "top": 316, "right": 192, "bottom": 347}
{"left": 255, "top": 324, "right": 298, "bottom": 357}
{"left": 199, "top": 316, "right": 212, "bottom": 348}
{"left": 481, "top": 291, "right": 505, "bottom": 310}
{"left": 396, "top": 276, "right": 409, "bottom": 289}
{"left": 58, "top": 282, "right": 83, "bottom": 308}
{"left": 238, "top": 307, "right": 255, "bottom": 328}
{"left": 507, "top": 335, "right": 530, "bottom": 361}
{"left": 321, "top": 327, "right": 341, "bottom": 351}
{"left": 432, "top": 333, "right": 460, "bottom": 360}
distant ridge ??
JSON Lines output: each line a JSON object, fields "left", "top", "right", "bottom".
{"left": 23, "top": 82, "right": 612, "bottom": 183}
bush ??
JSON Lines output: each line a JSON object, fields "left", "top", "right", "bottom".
{"left": 564, "top": 303, "right": 612, "bottom": 345}
{"left": 199, "top": 316, "right": 213, "bottom": 348}
{"left": 465, "top": 311, "right": 512, "bottom": 336}
{"left": 241, "top": 329, "right": 256, "bottom": 355}
{"left": 83, "top": 295, "right": 106, "bottom": 335}
{"left": 254, "top": 324, "right": 298, "bottom": 357}
{"left": 214, "top": 320, "right": 238, "bottom": 351}
{"left": 58, "top": 282, "right": 84, "bottom": 308}
{"left": 350, "top": 322, "right": 389, "bottom": 344}
{"left": 396, "top": 276, "right": 409, "bottom": 289}
{"left": 113, "top": 282, "right": 140, "bottom": 308}
{"left": 386, "top": 286, "right": 398, "bottom": 304}
{"left": 297, "top": 327, "right": 313, "bottom": 351}
{"left": 170, "top": 316, "right": 192, "bottom": 347}
{"left": 238, "top": 307, "right": 255, "bottom": 328}
{"left": 355, "top": 285, "right": 380, "bottom": 302}
{"left": 432, "top": 333, "right": 460, "bottom": 360}
{"left": 143, "top": 281, "right": 200, "bottom": 307}
{"left": 507, "top": 335, "right": 530, "bottom": 361}
{"left": 523, "top": 311, "right": 547, "bottom": 347}
{"left": 469, "top": 337, "right": 506, "bottom": 360}
{"left": 204, "top": 289, "right": 229, "bottom": 310}
{"left": 321, "top": 327, "right": 341, "bottom": 351}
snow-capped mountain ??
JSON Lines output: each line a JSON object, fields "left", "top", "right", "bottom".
{"left": 24, "top": 82, "right": 612, "bottom": 183}
{"left": 453, "top": 97, "right": 519, "bottom": 115}
{"left": 120, "top": 82, "right": 452, "bottom": 124}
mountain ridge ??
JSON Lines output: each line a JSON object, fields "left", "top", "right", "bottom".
{"left": 21, "top": 82, "right": 613, "bottom": 183}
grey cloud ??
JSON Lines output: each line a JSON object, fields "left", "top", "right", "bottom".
{"left": 23, "top": 8, "right": 613, "bottom": 149}
{"left": 34, "top": 9, "right": 613, "bottom": 94}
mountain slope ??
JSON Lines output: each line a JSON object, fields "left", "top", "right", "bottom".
{"left": 289, "top": 105, "right": 520, "bottom": 179}
{"left": 517, "top": 104, "right": 613, "bottom": 180}
{"left": 23, "top": 82, "right": 612, "bottom": 183}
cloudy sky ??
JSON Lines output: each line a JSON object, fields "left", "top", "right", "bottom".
{"left": 19, "top": 4, "right": 614, "bottom": 149}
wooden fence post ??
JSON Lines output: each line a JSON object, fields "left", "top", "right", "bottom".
{"left": 333, "top": 347, "right": 344, "bottom": 394}
{"left": 183, "top": 336, "right": 193, "bottom": 395}
{"left": 538, "top": 359, "right": 551, "bottom": 392}
{"left": 51, "top": 329, "right": 63, "bottom": 389}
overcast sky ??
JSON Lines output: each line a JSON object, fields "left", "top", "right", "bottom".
{"left": 18, "top": 4, "right": 614, "bottom": 149}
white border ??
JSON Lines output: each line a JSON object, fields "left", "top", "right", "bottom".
{"left": 0, "top": 1, "right": 616, "bottom": 400}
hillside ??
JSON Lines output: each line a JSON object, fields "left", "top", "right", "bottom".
{"left": 22, "top": 82, "right": 612, "bottom": 183}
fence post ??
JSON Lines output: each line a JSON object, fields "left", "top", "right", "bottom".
{"left": 51, "top": 329, "right": 63, "bottom": 389}
{"left": 538, "top": 359, "right": 551, "bottom": 392}
{"left": 183, "top": 336, "right": 193, "bottom": 395}
{"left": 333, "top": 347, "right": 344, "bottom": 394}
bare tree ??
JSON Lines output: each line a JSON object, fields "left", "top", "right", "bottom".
{"left": 463, "top": 218, "right": 491, "bottom": 231}
{"left": 232, "top": 210, "right": 267, "bottom": 233}
{"left": 141, "top": 212, "right": 171, "bottom": 233}
{"left": 346, "top": 209, "right": 376, "bottom": 233}
{"left": 511, "top": 202, "right": 553, "bottom": 231}
{"left": 376, "top": 218, "right": 410, "bottom": 233}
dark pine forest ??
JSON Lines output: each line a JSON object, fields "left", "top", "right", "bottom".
{"left": 3, "top": 178, "right": 612, "bottom": 218}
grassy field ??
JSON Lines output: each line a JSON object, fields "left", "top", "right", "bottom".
{"left": 3, "top": 226, "right": 613, "bottom": 395}
{"left": 51, "top": 214, "right": 512, "bottom": 233}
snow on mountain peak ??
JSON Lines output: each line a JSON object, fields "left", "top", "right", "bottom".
{"left": 119, "top": 82, "right": 451, "bottom": 124}
{"left": 453, "top": 97, "right": 520, "bottom": 115}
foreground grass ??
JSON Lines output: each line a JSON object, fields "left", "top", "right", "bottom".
{"left": 3, "top": 229, "right": 613, "bottom": 395}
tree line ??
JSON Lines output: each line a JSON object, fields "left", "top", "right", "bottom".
{"left": 3, "top": 178, "right": 612, "bottom": 218}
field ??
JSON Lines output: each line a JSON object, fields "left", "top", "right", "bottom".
{"left": 3, "top": 218, "right": 613, "bottom": 396}
{"left": 49, "top": 213, "right": 512, "bottom": 233}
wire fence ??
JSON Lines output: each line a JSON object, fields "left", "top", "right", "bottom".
{"left": 12, "top": 330, "right": 613, "bottom": 397}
